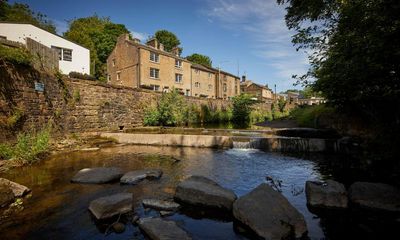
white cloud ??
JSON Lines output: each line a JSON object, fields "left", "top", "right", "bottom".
{"left": 130, "top": 30, "right": 150, "bottom": 42}
{"left": 203, "top": 0, "right": 309, "bottom": 90}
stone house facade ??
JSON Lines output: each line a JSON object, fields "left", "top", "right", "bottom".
{"left": 240, "top": 80, "right": 274, "bottom": 103}
{"left": 107, "top": 34, "right": 240, "bottom": 99}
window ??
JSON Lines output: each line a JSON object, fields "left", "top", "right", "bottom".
{"left": 195, "top": 82, "right": 200, "bottom": 88}
{"left": 150, "top": 52, "right": 159, "bottom": 62}
{"left": 224, "top": 75, "right": 227, "bottom": 81}
{"left": 107, "top": 75, "right": 111, "bottom": 82}
{"left": 175, "top": 74, "right": 183, "bottom": 83}
{"left": 63, "top": 48, "right": 72, "bottom": 61}
{"left": 186, "top": 90, "right": 190, "bottom": 96}
{"left": 117, "top": 72, "right": 121, "bottom": 81}
{"left": 151, "top": 85, "right": 160, "bottom": 91}
{"left": 51, "top": 46, "right": 72, "bottom": 61}
{"left": 208, "top": 73, "right": 212, "bottom": 79}
{"left": 194, "top": 69, "right": 200, "bottom": 74}
{"left": 112, "top": 59, "right": 116, "bottom": 66}
{"left": 150, "top": 68, "right": 159, "bottom": 79}
{"left": 223, "top": 83, "right": 227, "bottom": 92}
{"left": 51, "top": 46, "right": 62, "bottom": 60}
{"left": 175, "top": 59, "right": 182, "bottom": 68}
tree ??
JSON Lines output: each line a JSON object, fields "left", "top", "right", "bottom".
{"left": 64, "top": 15, "right": 130, "bottom": 80}
{"left": 231, "top": 94, "right": 256, "bottom": 125}
{"left": 186, "top": 53, "right": 212, "bottom": 67}
{"left": 0, "top": 1, "right": 56, "bottom": 33}
{"left": 277, "top": 0, "right": 400, "bottom": 124}
{"left": 154, "top": 30, "right": 182, "bottom": 54}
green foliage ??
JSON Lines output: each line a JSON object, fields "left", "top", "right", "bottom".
{"left": 154, "top": 30, "right": 182, "bottom": 53}
{"left": 6, "top": 107, "right": 25, "bottom": 129}
{"left": 231, "top": 94, "right": 256, "bottom": 125}
{"left": 277, "top": 98, "right": 287, "bottom": 112}
{"left": 250, "top": 109, "right": 272, "bottom": 123}
{"left": 0, "top": 1, "right": 56, "bottom": 33}
{"left": 0, "top": 127, "right": 50, "bottom": 163}
{"left": 73, "top": 90, "right": 80, "bottom": 102}
{"left": 64, "top": 15, "right": 130, "bottom": 78}
{"left": 0, "top": 45, "right": 32, "bottom": 65}
{"left": 186, "top": 53, "right": 212, "bottom": 67}
{"left": 143, "top": 106, "right": 160, "bottom": 126}
{"left": 289, "top": 104, "right": 335, "bottom": 128}
{"left": 278, "top": 0, "right": 400, "bottom": 126}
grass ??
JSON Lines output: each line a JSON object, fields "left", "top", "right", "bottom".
{"left": 289, "top": 104, "right": 336, "bottom": 128}
{"left": 0, "top": 127, "right": 51, "bottom": 164}
{"left": 0, "top": 45, "right": 32, "bottom": 66}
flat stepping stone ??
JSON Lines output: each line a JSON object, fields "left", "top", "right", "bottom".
{"left": 174, "top": 175, "right": 237, "bottom": 212}
{"left": 233, "top": 183, "right": 307, "bottom": 239}
{"left": 305, "top": 180, "right": 348, "bottom": 209}
{"left": 142, "top": 199, "right": 180, "bottom": 211}
{"left": 71, "top": 167, "right": 123, "bottom": 184}
{"left": 89, "top": 192, "right": 133, "bottom": 220}
{"left": 0, "top": 178, "right": 31, "bottom": 198}
{"left": 138, "top": 217, "right": 192, "bottom": 240}
{"left": 120, "top": 169, "right": 162, "bottom": 184}
{"left": 349, "top": 182, "right": 400, "bottom": 213}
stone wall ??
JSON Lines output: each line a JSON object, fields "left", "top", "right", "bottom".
{"left": 0, "top": 63, "right": 237, "bottom": 141}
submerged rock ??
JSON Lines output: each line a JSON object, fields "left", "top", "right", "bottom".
{"left": 88, "top": 193, "right": 133, "bottom": 220}
{"left": 160, "top": 210, "right": 175, "bottom": 217}
{"left": 142, "top": 199, "right": 180, "bottom": 211}
{"left": 233, "top": 183, "right": 307, "bottom": 240}
{"left": 120, "top": 169, "right": 163, "bottom": 184}
{"left": 138, "top": 217, "right": 192, "bottom": 240}
{"left": 349, "top": 182, "right": 400, "bottom": 213}
{"left": 0, "top": 178, "right": 31, "bottom": 198}
{"left": 305, "top": 180, "right": 348, "bottom": 209}
{"left": 174, "top": 176, "right": 237, "bottom": 212}
{"left": 112, "top": 222, "right": 125, "bottom": 233}
{"left": 71, "top": 167, "right": 123, "bottom": 184}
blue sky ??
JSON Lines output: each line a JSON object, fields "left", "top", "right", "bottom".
{"left": 12, "top": 0, "right": 308, "bottom": 92}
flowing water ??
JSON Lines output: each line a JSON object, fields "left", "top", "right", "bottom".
{"left": 0, "top": 144, "right": 390, "bottom": 239}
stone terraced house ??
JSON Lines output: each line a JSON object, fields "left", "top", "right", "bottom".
{"left": 107, "top": 34, "right": 240, "bottom": 99}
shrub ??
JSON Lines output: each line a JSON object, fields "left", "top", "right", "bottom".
{"left": 232, "top": 94, "right": 256, "bottom": 125}
{"left": 0, "top": 45, "right": 32, "bottom": 65}
{"left": 68, "top": 71, "right": 97, "bottom": 81}
{"left": 0, "top": 127, "right": 50, "bottom": 163}
{"left": 143, "top": 106, "right": 160, "bottom": 126}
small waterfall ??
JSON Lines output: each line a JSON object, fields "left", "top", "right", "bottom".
{"left": 232, "top": 138, "right": 262, "bottom": 149}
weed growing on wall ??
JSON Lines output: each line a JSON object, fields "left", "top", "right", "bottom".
{"left": 0, "top": 45, "right": 32, "bottom": 66}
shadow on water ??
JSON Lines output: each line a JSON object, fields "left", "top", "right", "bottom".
{"left": 0, "top": 145, "right": 398, "bottom": 239}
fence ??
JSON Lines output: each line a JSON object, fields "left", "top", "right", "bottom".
{"left": 26, "top": 38, "right": 59, "bottom": 72}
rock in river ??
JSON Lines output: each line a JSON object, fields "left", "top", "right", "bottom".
{"left": 349, "top": 182, "right": 400, "bottom": 213}
{"left": 89, "top": 192, "right": 133, "bottom": 220}
{"left": 138, "top": 217, "right": 192, "bottom": 240}
{"left": 120, "top": 169, "right": 163, "bottom": 184}
{"left": 0, "top": 183, "right": 14, "bottom": 208}
{"left": 142, "top": 198, "right": 180, "bottom": 211}
{"left": 0, "top": 178, "right": 31, "bottom": 198}
{"left": 233, "top": 183, "right": 307, "bottom": 240}
{"left": 174, "top": 176, "right": 237, "bottom": 212}
{"left": 71, "top": 167, "right": 123, "bottom": 184}
{"left": 305, "top": 180, "right": 348, "bottom": 209}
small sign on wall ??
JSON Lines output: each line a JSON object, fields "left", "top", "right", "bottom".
{"left": 34, "top": 82, "right": 45, "bottom": 92}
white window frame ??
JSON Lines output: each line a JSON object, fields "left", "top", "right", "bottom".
{"left": 175, "top": 59, "right": 182, "bottom": 68}
{"left": 116, "top": 72, "right": 121, "bottom": 81}
{"left": 150, "top": 68, "right": 160, "bottom": 79}
{"left": 150, "top": 52, "right": 159, "bottom": 63}
{"left": 175, "top": 73, "right": 183, "bottom": 83}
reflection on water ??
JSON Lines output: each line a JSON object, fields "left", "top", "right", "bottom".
{"left": 0, "top": 145, "right": 389, "bottom": 239}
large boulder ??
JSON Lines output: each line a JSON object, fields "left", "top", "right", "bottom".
{"left": 138, "top": 217, "right": 192, "bottom": 240}
{"left": 349, "top": 182, "right": 400, "bottom": 213}
{"left": 120, "top": 169, "right": 163, "bottom": 185}
{"left": 0, "top": 178, "right": 31, "bottom": 198}
{"left": 174, "top": 176, "right": 237, "bottom": 212}
{"left": 0, "top": 183, "right": 14, "bottom": 208}
{"left": 89, "top": 193, "right": 133, "bottom": 220}
{"left": 305, "top": 180, "right": 348, "bottom": 209}
{"left": 71, "top": 167, "right": 123, "bottom": 184}
{"left": 142, "top": 199, "right": 180, "bottom": 211}
{"left": 233, "top": 183, "right": 307, "bottom": 240}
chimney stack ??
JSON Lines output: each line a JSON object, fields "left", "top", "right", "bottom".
{"left": 117, "top": 33, "right": 130, "bottom": 44}
{"left": 132, "top": 38, "right": 141, "bottom": 44}
{"left": 171, "top": 47, "right": 180, "bottom": 56}
{"left": 146, "top": 38, "right": 159, "bottom": 49}
{"left": 241, "top": 75, "right": 246, "bottom": 82}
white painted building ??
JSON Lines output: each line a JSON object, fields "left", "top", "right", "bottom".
{"left": 0, "top": 23, "right": 90, "bottom": 74}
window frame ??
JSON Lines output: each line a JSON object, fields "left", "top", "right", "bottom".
{"left": 150, "top": 68, "right": 160, "bottom": 79}
{"left": 175, "top": 73, "right": 183, "bottom": 83}
{"left": 150, "top": 52, "right": 159, "bottom": 63}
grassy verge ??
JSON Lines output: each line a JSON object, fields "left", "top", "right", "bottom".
{"left": 289, "top": 104, "right": 336, "bottom": 128}
{"left": 0, "top": 127, "right": 51, "bottom": 169}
